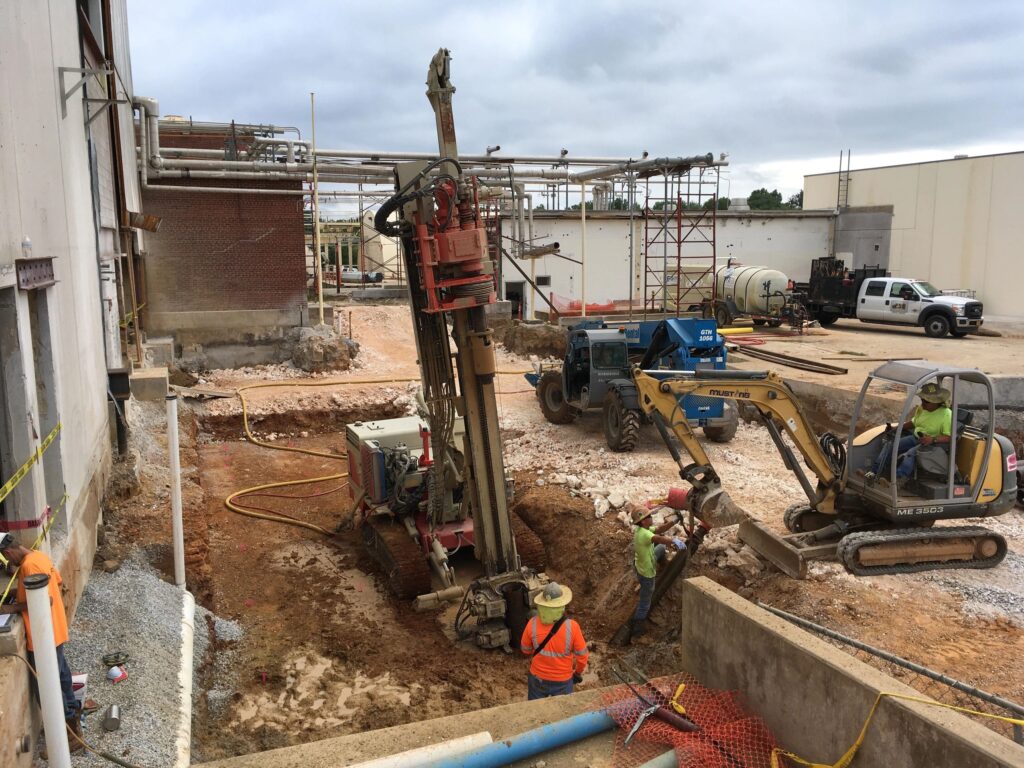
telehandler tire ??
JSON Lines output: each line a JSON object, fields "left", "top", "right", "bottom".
{"left": 603, "top": 390, "right": 640, "bottom": 452}
{"left": 538, "top": 370, "right": 574, "bottom": 424}
{"left": 703, "top": 401, "right": 739, "bottom": 443}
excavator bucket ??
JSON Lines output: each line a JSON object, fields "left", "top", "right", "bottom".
{"left": 694, "top": 488, "right": 748, "bottom": 528}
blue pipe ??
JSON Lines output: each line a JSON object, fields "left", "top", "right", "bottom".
{"left": 425, "top": 709, "right": 617, "bottom": 768}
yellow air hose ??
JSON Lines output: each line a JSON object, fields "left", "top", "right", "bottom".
{"left": 222, "top": 371, "right": 531, "bottom": 533}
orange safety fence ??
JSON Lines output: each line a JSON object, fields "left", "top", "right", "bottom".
{"left": 602, "top": 673, "right": 784, "bottom": 768}
{"left": 548, "top": 291, "right": 617, "bottom": 316}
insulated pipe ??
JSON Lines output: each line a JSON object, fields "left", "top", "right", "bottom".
{"left": 166, "top": 394, "right": 186, "bottom": 588}
{"left": 569, "top": 153, "right": 724, "bottom": 183}
{"left": 134, "top": 96, "right": 161, "bottom": 166}
{"left": 148, "top": 169, "right": 390, "bottom": 184}
{"left": 157, "top": 157, "right": 315, "bottom": 173}
{"left": 350, "top": 732, "right": 493, "bottom": 768}
{"left": 143, "top": 184, "right": 378, "bottom": 197}
{"left": 315, "top": 149, "right": 640, "bottom": 164}
{"left": 173, "top": 591, "right": 195, "bottom": 768}
{"left": 425, "top": 710, "right": 616, "bottom": 768}
{"left": 24, "top": 573, "right": 72, "bottom": 768}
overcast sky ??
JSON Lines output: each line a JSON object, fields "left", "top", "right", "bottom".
{"left": 127, "top": 0, "right": 1024, "bottom": 201}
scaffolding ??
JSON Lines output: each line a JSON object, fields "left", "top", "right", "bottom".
{"left": 641, "top": 165, "right": 721, "bottom": 318}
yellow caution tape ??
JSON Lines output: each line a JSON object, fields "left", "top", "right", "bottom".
{"left": 771, "top": 691, "right": 1024, "bottom": 768}
{"left": 0, "top": 492, "right": 68, "bottom": 604}
{"left": 0, "top": 422, "right": 62, "bottom": 506}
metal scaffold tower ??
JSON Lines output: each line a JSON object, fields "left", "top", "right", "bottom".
{"left": 641, "top": 164, "right": 721, "bottom": 318}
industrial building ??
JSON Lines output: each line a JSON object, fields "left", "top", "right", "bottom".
{"left": 804, "top": 151, "right": 1023, "bottom": 319}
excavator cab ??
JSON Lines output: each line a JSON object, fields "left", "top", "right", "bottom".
{"left": 844, "top": 361, "right": 1017, "bottom": 521}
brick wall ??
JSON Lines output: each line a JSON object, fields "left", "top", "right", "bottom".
{"left": 140, "top": 130, "right": 307, "bottom": 335}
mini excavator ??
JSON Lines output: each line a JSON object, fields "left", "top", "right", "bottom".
{"left": 611, "top": 360, "right": 1017, "bottom": 579}
{"left": 348, "top": 49, "right": 546, "bottom": 649}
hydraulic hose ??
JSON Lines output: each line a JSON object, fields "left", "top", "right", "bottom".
{"left": 223, "top": 373, "right": 531, "bottom": 534}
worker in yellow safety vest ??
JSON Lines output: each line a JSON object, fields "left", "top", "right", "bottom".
{"left": 520, "top": 582, "right": 589, "bottom": 700}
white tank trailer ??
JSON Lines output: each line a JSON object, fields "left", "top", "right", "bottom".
{"left": 716, "top": 264, "right": 789, "bottom": 315}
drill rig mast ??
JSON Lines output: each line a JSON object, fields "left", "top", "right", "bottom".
{"left": 362, "top": 49, "right": 546, "bottom": 649}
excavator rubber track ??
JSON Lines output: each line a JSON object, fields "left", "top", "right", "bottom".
{"left": 510, "top": 512, "right": 546, "bottom": 571}
{"left": 362, "top": 518, "right": 433, "bottom": 599}
{"left": 838, "top": 525, "right": 1007, "bottom": 576}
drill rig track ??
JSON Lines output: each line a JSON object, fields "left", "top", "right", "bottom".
{"left": 362, "top": 518, "right": 433, "bottom": 599}
{"left": 838, "top": 525, "right": 1007, "bottom": 576}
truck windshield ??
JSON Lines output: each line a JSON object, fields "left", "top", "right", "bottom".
{"left": 592, "top": 342, "right": 627, "bottom": 369}
{"left": 912, "top": 281, "right": 940, "bottom": 297}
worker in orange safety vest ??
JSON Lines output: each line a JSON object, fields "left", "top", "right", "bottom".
{"left": 520, "top": 581, "right": 589, "bottom": 700}
{"left": 0, "top": 533, "right": 83, "bottom": 751}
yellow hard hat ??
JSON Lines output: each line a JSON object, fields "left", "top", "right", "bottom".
{"left": 535, "top": 581, "right": 573, "bottom": 608}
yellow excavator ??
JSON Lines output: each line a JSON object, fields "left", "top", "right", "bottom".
{"left": 611, "top": 360, "right": 1017, "bottom": 578}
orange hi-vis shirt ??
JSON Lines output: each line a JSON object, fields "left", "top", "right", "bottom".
{"left": 16, "top": 551, "right": 69, "bottom": 652}
{"left": 520, "top": 616, "right": 589, "bottom": 682}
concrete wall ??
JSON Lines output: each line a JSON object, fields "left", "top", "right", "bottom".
{"left": 0, "top": 1, "right": 122, "bottom": 764}
{"left": 680, "top": 577, "right": 1024, "bottom": 767}
{"left": 141, "top": 134, "right": 308, "bottom": 354}
{"left": 804, "top": 153, "right": 1024, "bottom": 319}
{"left": 512, "top": 211, "right": 832, "bottom": 319}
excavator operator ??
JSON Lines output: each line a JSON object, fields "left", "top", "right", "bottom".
{"left": 865, "top": 381, "right": 952, "bottom": 487}
{"left": 520, "top": 582, "right": 589, "bottom": 700}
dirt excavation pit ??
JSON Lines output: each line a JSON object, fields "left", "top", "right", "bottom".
{"left": 184, "top": 389, "right": 687, "bottom": 761}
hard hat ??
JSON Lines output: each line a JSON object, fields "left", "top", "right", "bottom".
{"left": 919, "top": 382, "right": 950, "bottom": 404}
{"left": 535, "top": 581, "right": 573, "bottom": 608}
{"left": 631, "top": 506, "right": 654, "bottom": 525}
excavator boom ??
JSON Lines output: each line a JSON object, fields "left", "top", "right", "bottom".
{"left": 629, "top": 368, "right": 843, "bottom": 524}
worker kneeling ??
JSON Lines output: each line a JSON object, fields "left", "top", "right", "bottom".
{"left": 520, "top": 582, "right": 589, "bottom": 700}
{"left": 866, "top": 382, "right": 952, "bottom": 487}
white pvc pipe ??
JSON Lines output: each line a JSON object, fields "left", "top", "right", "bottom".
{"left": 166, "top": 394, "right": 186, "bottom": 588}
{"left": 24, "top": 573, "right": 71, "bottom": 768}
{"left": 173, "top": 591, "right": 195, "bottom": 768}
{"left": 348, "top": 731, "right": 493, "bottom": 768}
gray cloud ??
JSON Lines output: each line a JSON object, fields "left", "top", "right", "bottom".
{"left": 127, "top": 0, "right": 1024, "bottom": 194}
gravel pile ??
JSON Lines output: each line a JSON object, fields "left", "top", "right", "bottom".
{"left": 64, "top": 553, "right": 185, "bottom": 768}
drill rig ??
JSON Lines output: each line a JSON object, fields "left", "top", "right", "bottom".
{"left": 350, "top": 49, "right": 546, "bottom": 649}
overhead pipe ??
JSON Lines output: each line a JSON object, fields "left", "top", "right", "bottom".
{"left": 158, "top": 118, "right": 301, "bottom": 138}
{"left": 569, "top": 153, "right": 725, "bottom": 183}
{"left": 424, "top": 710, "right": 616, "bottom": 768}
{"left": 314, "top": 148, "right": 643, "bottom": 165}
{"left": 24, "top": 574, "right": 72, "bottom": 768}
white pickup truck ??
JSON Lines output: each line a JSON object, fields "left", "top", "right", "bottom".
{"left": 800, "top": 259, "right": 984, "bottom": 338}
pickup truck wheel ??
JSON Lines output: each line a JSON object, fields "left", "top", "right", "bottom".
{"left": 603, "top": 390, "right": 640, "bottom": 452}
{"left": 815, "top": 311, "right": 840, "bottom": 327}
{"left": 538, "top": 371, "right": 574, "bottom": 424}
{"left": 923, "top": 313, "right": 951, "bottom": 338}
{"left": 703, "top": 401, "right": 739, "bottom": 443}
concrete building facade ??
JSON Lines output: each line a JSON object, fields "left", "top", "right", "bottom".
{"left": 0, "top": 1, "right": 140, "bottom": 763}
{"left": 505, "top": 210, "right": 834, "bottom": 320}
{"left": 804, "top": 152, "right": 1023, "bottom": 319}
